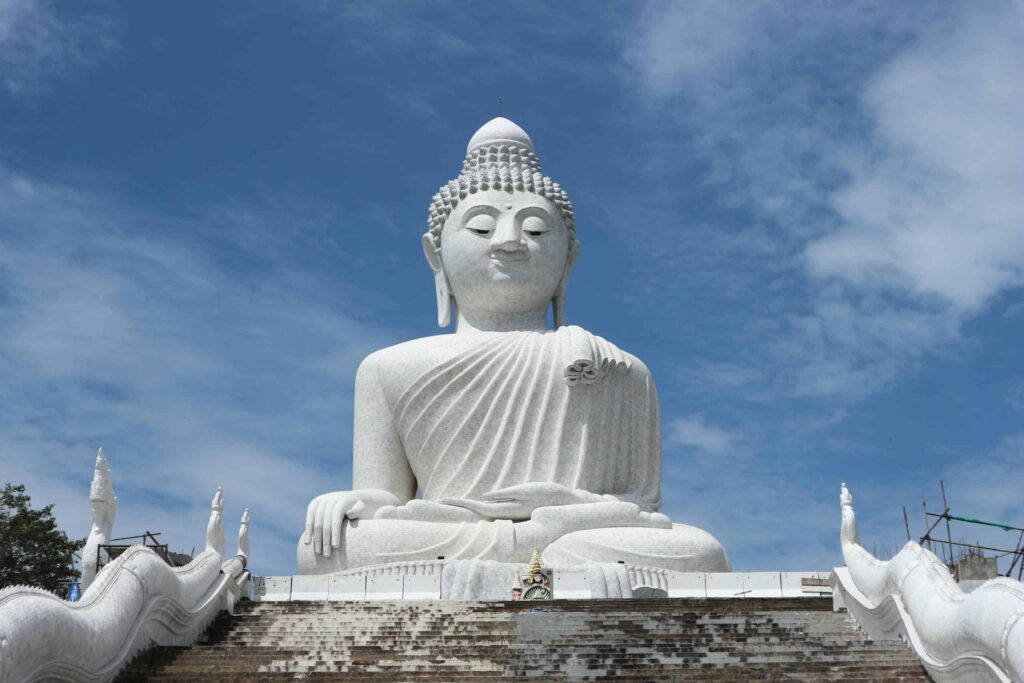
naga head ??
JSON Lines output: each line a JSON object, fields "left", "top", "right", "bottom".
{"left": 89, "top": 448, "right": 117, "bottom": 531}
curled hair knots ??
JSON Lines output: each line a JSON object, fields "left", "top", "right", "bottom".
{"left": 427, "top": 143, "right": 576, "bottom": 247}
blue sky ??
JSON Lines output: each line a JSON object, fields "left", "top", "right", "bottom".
{"left": 1, "top": 1, "right": 1021, "bottom": 576}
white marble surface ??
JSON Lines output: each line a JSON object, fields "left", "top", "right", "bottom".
{"left": 0, "top": 481, "right": 251, "bottom": 683}
{"left": 297, "top": 117, "right": 728, "bottom": 577}
{"left": 80, "top": 448, "right": 116, "bottom": 591}
{"left": 255, "top": 566, "right": 833, "bottom": 602}
{"left": 834, "top": 483, "right": 1024, "bottom": 683}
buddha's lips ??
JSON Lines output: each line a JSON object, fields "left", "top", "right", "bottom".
{"left": 490, "top": 252, "right": 529, "bottom": 263}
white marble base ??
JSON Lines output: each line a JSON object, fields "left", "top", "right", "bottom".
{"left": 253, "top": 563, "right": 832, "bottom": 602}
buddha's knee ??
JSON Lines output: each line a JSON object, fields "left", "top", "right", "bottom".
{"left": 541, "top": 523, "right": 730, "bottom": 572}
{"left": 297, "top": 537, "right": 345, "bottom": 575}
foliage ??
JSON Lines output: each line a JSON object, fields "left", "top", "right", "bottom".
{"left": 0, "top": 483, "right": 84, "bottom": 593}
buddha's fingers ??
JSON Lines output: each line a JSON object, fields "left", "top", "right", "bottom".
{"left": 303, "top": 499, "right": 317, "bottom": 545}
{"left": 322, "top": 500, "right": 335, "bottom": 558}
{"left": 331, "top": 500, "right": 356, "bottom": 548}
{"left": 312, "top": 500, "right": 327, "bottom": 555}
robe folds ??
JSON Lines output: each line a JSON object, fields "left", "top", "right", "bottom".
{"left": 394, "top": 325, "right": 662, "bottom": 510}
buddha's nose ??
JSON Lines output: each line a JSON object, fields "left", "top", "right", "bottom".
{"left": 492, "top": 219, "right": 526, "bottom": 252}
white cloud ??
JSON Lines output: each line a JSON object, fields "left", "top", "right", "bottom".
{"left": 0, "top": 0, "right": 117, "bottom": 95}
{"left": 624, "top": 1, "right": 760, "bottom": 97}
{"left": 667, "top": 414, "right": 737, "bottom": 453}
{"left": 622, "top": 1, "right": 1022, "bottom": 403}
{"left": 807, "top": 4, "right": 1024, "bottom": 313}
{"left": 0, "top": 162, "right": 398, "bottom": 574}
{"left": 1008, "top": 380, "right": 1024, "bottom": 413}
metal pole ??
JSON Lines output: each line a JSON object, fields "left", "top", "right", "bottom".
{"left": 902, "top": 506, "right": 911, "bottom": 542}
{"left": 940, "top": 480, "right": 955, "bottom": 571}
{"left": 922, "top": 498, "right": 932, "bottom": 551}
{"left": 1007, "top": 529, "right": 1024, "bottom": 578}
{"left": 920, "top": 509, "right": 950, "bottom": 545}
{"left": 917, "top": 539, "right": 1020, "bottom": 555}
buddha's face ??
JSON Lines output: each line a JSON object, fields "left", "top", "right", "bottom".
{"left": 433, "top": 190, "right": 573, "bottom": 316}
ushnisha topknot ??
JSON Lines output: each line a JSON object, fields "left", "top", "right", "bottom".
{"left": 427, "top": 117, "right": 576, "bottom": 247}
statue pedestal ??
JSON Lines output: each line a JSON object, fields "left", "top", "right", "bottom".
{"left": 255, "top": 563, "right": 833, "bottom": 602}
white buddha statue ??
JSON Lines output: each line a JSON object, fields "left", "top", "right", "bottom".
{"left": 297, "top": 117, "right": 729, "bottom": 576}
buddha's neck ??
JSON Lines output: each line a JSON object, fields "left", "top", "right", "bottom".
{"left": 455, "top": 307, "right": 549, "bottom": 334}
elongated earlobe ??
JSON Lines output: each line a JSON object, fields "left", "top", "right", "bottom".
{"left": 423, "top": 233, "right": 454, "bottom": 328}
{"left": 553, "top": 288, "right": 566, "bottom": 328}
{"left": 553, "top": 240, "right": 580, "bottom": 328}
{"left": 435, "top": 272, "right": 453, "bottom": 327}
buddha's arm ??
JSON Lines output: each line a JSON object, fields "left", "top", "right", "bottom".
{"left": 351, "top": 352, "right": 416, "bottom": 502}
{"left": 302, "top": 353, "right": 417, "bottom": 557}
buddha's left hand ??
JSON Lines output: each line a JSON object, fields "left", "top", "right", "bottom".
{"left": 441, "top": 482, "right": 611, "bottom": 521}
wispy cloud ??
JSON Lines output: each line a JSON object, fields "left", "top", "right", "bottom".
{"left": 619, "top": 1, "right": 1024, "bottom": 571}
{"left": 0, "top": 0, "right": 117, "bottom": 95}
{"left": 806, "top": 4, "right": 1024, "bottom": 313}
{"left": 621, "top": 0, "right": 1022, "bottom": 403}
{"left": 0, "top": 162, "right": 399, "bottom": 573}
{"left": 1008, "top": 380, "right": 1024, "bottom": 413}
{"left": 624, "top": 1, "right": 761, "bottom": 97}
{"left": 667, "top": 414, "right": 737, "bottom": 454}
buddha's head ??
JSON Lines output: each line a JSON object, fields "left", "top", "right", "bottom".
{"left": 423, "top": 117, "right": 580, "bottom": 328}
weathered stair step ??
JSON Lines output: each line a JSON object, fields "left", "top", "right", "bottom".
{"left": 117, "top": 597, "right": 928, "bottom": 681}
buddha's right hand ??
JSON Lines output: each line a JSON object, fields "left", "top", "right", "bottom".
{"left": 302, "top": 489, "right": 401, "bottom": 557}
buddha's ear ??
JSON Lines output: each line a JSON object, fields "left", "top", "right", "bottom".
{"left": 553, "top": 239, "right": 580, "bottom": 328}
{"left": 423, "top": 233, "right": 453, "bottom": 328}
{"left": 566, "top": 239, "right": 580, "bottom": 274}
{"left": 422, "top": 233, "right": 443, "bottom": 273}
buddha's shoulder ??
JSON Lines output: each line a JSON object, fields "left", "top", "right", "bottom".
{"left": 613, "top": 347, "right": 654, "bottom": 385}
{"left": 356, "top": 334, "right": 473, "bottom": 386}
{"left": 573, "top": 327, "right": 653, "bottom": 381}
{"left": 622, "top": 351, "right": 652, "bottom": 378}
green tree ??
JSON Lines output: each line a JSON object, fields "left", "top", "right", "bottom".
{"left": 0, "top": 483, "right": 84, "bottom": 594}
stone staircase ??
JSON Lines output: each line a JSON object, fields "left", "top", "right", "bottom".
{"left": 117, "top": 598, "right": 929, "bottom": 681}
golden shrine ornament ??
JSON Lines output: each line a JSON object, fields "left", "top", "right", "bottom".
{"left": 519, "top": 548, "right": 552, "bottom": 600}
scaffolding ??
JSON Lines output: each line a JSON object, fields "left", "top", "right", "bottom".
{"left": 97, "top": 531, "right": 193, "bottom": 573}
{"left": 903, "top": 480, "right": 1024, "bottom": 581}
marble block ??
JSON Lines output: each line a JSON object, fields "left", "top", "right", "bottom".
{"left": 552, "top": 570, "right": 590, "bottom": 599}
{"left": 742, "top": 572, "right": 783, "bottom": 598}
{"left": 291, "top": 575, "right": 328, "bottom": 601}
{"left": 258, "top": 576, "right": 293, "bottom": 602}
{"left": 666, "top": 572, "right": 707, "bottom": 598}
{"left": 328, "top": 575, "right": 366, "bottom": 601}
{"left": 403, "top": 575, "right": 441, "bottom": 600}
{"left": 366, "top": 575, "right": 403, "bottom": 600}
{"left": 705, "top": 572, "right": 746, "bottom": 599}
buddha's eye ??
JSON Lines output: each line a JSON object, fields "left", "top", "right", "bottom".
{"left": 522, "top": 215, "right": 548, "bottom": 237}
{"left": 465, "top": 214, "right": 495, "bottom": 236}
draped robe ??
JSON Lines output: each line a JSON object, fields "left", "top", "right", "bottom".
{"left": 394, "top": 325, "right": 661, "bottom": 509}
{"left": 296, "top": 326, "right": 734, "bottom": 575}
